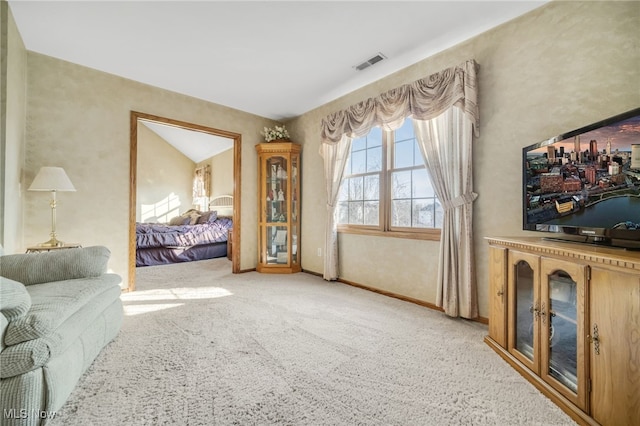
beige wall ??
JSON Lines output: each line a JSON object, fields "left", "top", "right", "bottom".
{"left": 209, "top": 148, "right": 234, "bottom": 198}
{"left": 289, "top": 1, "right": 640, "bottom": 318}
{"left": 23, "top": 52, "right": 277, "bottom": 282}
{"left": 137, "top": 123, "right": 194, "bottom": 223}
{"left": 195, "top": 147, "right": 234, "bottom": 201}
{"left": 1, "top": 3, "right": 27, "bottom": 254}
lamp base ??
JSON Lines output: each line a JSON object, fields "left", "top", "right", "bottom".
{"left": 38, "top": 238, "right": 64, "bottom": 248}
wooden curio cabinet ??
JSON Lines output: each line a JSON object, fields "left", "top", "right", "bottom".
{"left": 256, "top": 142, "right": 301, "bottom": 273}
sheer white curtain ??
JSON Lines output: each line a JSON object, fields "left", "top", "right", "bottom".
{"left": 319, "top": 135, "right": 352, "bottom": 280}
{"left": 413, "top": 107, "right": 477, "bottom": 318}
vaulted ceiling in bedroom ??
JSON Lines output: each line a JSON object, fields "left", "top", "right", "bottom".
{"left": 141, "top": 121, "right": 234, "bottom": 164}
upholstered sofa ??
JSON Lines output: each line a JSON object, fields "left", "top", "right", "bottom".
{"left": 0, "top": 246, "right": 123, "bottom": 426}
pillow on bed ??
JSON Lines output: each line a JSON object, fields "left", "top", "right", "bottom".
{"left": 169, "top": 213, "right": 191, "bottom": 226}
{"left": 197, "top": 210, "right": 218, "bottom": 224}
{"left": 168, "top": 215, "right": 190, "bottom": 226}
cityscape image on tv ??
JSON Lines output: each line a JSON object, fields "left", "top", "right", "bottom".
{"left": 525, "top": 114, "right": 640, "bottom": 230}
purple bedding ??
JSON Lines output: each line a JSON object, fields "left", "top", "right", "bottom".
{"left": 136, "top": 217, "right": 233, "bottom": 249}
{"left": 135, "top": 217, "right": 233, "bottom": 267}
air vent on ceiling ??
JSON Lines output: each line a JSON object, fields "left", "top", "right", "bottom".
{"left": 354, "top": 53, "right": 387, "bottom": 71}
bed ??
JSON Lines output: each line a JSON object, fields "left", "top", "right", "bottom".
{"left": 135, "top": 195, "right": 233, "bottom": 267}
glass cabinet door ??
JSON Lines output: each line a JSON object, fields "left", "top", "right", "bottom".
{"left": 540, "top": 259, "right": 587, "bottom": 410}
{"left": 256, "top": 142, "right": 301, "bottom": 273}
{"left": 508, "top": 251, "right": 540, "bottom": 373}
{"left": 266, "top": 156, "right": 288, "bottom": 224}
{"left": 514, "top": 260, "right": 535, "bottom": 360}
{"left": 544, "top": 270, "right": 578, "bottom": 391}
{"left": 291, "top": 155, "right": 299, "bottom": 266}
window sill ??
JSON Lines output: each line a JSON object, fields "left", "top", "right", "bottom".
{"left": 337, "top": 226, "right": 441, "bottom": 241}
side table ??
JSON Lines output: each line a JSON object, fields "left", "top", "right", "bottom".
{"left": 26, "top": 243, "right": 82, "bottom": 253}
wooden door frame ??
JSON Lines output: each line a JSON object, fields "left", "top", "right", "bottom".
{"left": 128, "top": 111, "right": 242, "bottom": 291}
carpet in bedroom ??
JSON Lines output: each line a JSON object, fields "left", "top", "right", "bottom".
{"left": 50, "top": 258, "right": 576, "bottom": 425}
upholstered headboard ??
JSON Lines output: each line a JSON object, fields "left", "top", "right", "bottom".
{"left": 209, "top": 195, "right": 233, "bottom": 217}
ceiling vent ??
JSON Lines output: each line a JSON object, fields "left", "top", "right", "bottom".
{"left": 354, "top": 53, "right": 387, "bottom": 71}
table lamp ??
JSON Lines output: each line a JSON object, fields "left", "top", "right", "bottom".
{"left": 28, "top": 166, "right": 76, "bottom": 247}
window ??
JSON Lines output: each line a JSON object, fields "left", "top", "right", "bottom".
{"left": 337, "top": 117, "right": 442, "bottom": 239}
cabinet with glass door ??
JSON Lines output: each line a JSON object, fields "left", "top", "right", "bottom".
{"left": 485, "top": 237, "right": 640, "bottom": 425}
{"left": 508, "top": 252, "right": 588, "bottom": 410}
{"left": 256, "top": 142, "right": 301, "bottom": 273}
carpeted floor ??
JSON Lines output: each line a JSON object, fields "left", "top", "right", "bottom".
{"left": 51, "top": 258, "right": 576, "bottom": 425}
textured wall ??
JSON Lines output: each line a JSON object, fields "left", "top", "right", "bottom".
{"left": 1, "top": 4, "right": 27, "bottom": 253}
{"left": 24, "top": 53, "right": 276, "bottom": 282}
{"left": 210, "top": 148, "right": 234, "bottom": 199}
{"left": 289, "top": 1, "right": 640, "bottom": 317}
{"left": 137, "top": 123, "right": 194, "bottom": 223}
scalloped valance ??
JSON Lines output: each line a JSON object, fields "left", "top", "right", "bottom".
{"left": 320, "top": 59, "right": 479, "bottom": 144}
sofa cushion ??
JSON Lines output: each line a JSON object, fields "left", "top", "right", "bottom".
{"left": 0, "top": 277, "right": 32, "bottom": 320}
{"left": 0, "top": 246, "right": 110, "bottom": 286}
{"left": 3, "top": 274, "right": 122, "bottom": 346}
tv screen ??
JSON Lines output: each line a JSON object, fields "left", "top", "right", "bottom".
{"left": 523, "top": 107, "right": 640, "bottom": 249}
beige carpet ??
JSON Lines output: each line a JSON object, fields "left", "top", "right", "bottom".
{"left": 50, "top": 258, "right": 576, "bottom": 425}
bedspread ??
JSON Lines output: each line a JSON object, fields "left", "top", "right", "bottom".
{"left": 136, "top": 217, "right": 232, "bottom": 249}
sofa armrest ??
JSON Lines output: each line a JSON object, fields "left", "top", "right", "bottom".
{"left": 0, "top": 277, "right": 31, "bottom": 320}
{"left": 0, "top": 277, "right": 31, "bottom": 352}
{"left": 0, "top": 246, "right": 111, "bottom": 286}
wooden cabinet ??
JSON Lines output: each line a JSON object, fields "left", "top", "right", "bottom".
{"left": 256, "top": 142, "right": 301, "bottom": 274}
{"left": 485, "top": 237, "right": 640, "bottom": 426}
{"left": 588, "top": 267, "right": 640, "bottom": 426}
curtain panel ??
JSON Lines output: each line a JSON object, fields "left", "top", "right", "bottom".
{"left": 319, "top": 135, "right": 353, "bottom": 280}
{"left": 193, "top": 165, "right": 211, "bottom": 199}
{"left": 414, "top": 109, "right": 478, "bottom": 319}
{"left": 320, "top": 60, "right": 478, "bottom": 143}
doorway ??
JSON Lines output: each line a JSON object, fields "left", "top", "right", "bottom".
{"left": 128, "top": 111, "right": 242, "bottom": 291}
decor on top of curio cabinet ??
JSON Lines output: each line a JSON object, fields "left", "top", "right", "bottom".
{"left": 262, "top": 124, "right": 290, "bottom": 142}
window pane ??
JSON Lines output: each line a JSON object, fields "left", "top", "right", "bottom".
{"left": 412, "top": 199, "right": 432, "bottom": 228}
{"left": 395, "top": 118, "right": 414, "bottom": 141}
{"left": 367, "top": 127, "right": 382, "bottom": 148}
{"left": 391, "top": 199, "right": 411, "bottom": 227}
{"left": 338, "top": 201, "right": 348, "bottom": 224}
{"left": 349, "top": 202, "right": 363, "bottom": 224}
{"left": 349, "top": 176, "right": 363, "bottom": 201}
{"left": 395, "top": 139, "right": 413, "bottom": 169}
{"left": 364, "top": 175, "right": 379, "bottom": 201}
{"left": 367, "top": 146, "right": 382, "bottom": 172}
{"left": 392, "top": 170, "right": 411, "bottom": 199}
{"left": 412, "top": 168, "right": 434, "bottom": 198}
{"left": 351, "top": 150, "right": 366, "bottom": 174}
{"left": 364, "top": 201, "right": 379, "bottom": 225}
{"left": 352, "top": 137, "right": 366, "bottom": 152}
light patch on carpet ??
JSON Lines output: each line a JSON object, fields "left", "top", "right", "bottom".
{"left": 123, "top": 303, "right": 184, "bottom": 316}
{"left": 121, "top": 286, "right": 233, "bottom": 302}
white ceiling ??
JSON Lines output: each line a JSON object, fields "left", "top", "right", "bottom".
{"left": 8, "top": 0, "right": 548, "bottom": 122}
{"left": 141, "top": 121, "right": 234, "bottom": 163}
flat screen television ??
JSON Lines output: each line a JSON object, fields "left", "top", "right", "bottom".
{"left": 523, "top": 107, "right": 640, "bottom": 250}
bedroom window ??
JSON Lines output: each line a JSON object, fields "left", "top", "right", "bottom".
{"left": 337, "top": 117, "right": 442, "bottom": 240}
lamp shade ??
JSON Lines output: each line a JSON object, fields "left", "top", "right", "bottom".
{"left": 28, "top": 167, "right": 76, "bottom": 192}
